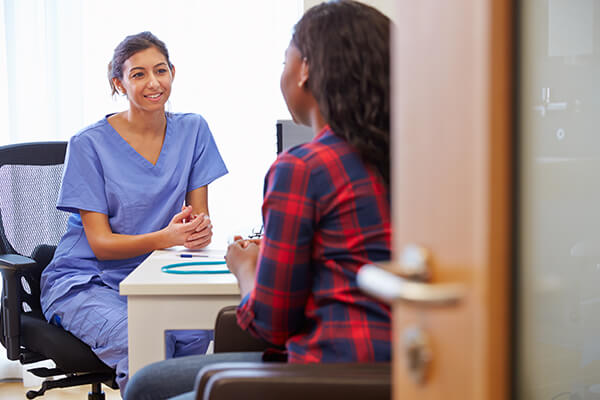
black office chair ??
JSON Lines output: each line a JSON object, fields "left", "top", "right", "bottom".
{"left": 0, "top": 142, "right": 117, "bottom": 399}
{"left": 196, "top": 306, "right": 391, "bottom": 400}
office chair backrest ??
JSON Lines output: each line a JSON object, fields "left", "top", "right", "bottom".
{"left": 0, "top": 142, "right": 68, "bottom": 349}
{"left": 0, "top": 142, "right": 68, "bottom": 258}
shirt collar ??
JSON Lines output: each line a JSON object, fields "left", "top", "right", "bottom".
{"left": 315, "top": 124, "right": 331, "bottom": 140}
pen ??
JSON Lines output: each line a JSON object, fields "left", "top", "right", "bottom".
{"left": 179, "top": 254, "right": 209, "bottom": 258}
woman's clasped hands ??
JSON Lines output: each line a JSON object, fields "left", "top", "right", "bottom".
{"left": 164, "top": 205, "right": 213, "bottom": 249}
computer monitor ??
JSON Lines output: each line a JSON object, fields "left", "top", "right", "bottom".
{"left": 276, "top": 120, "right": 314, "bottom": 154}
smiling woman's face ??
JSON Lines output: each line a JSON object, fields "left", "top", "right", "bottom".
{"left": 116, "top": 46, "right": 175, "bottom": 113}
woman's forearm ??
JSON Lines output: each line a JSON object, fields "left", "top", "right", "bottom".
{"left": 236, "top": 268, "right": 256, "bottom": 299}
{"left": 80, "top": 208, "right": 202, "bottom": 260}
{"left": 186, "top": 186, "right": 208, "bottom": 216}
{"left": 88, "top": 229, "right": 173, "bottom": 260}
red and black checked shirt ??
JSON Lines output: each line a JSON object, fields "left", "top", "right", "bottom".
{"left": 237, "top": 125, "right": 391, "bottom": 363}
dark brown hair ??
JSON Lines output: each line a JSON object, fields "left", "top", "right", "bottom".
{"left": 107, "top": 31, "right": 173, "bottom": 95}
{"left": 292, "top": 0, "right": 390, "bottom": 186}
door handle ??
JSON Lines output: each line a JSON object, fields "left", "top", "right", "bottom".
{"left": 357, "top": 264, "right": 464, "bottom": 306}
{"left": 357, "top": 244, "right": 465, "bottom": 307}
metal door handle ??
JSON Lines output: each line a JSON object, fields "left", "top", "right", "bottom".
{"left": 357, "top": 263, "right": 465, "bottom": 307}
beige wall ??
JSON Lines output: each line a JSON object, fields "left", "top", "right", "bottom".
{"left": 303, "top": 0, "right": 394, "bottom": 20}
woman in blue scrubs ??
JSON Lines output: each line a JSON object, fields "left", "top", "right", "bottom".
{"left": 39, "top": 31, "right": 228, "bottom": 392}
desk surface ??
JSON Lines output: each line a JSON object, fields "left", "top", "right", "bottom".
{"left": 120, "top": 247, "right": 241, "bottom": 376}
{"left": 119, "top": 247, "right": 239, "bottom": 296}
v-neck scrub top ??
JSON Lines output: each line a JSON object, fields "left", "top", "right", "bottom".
{"left": 40, "top": 113, "right": 228, "bottom": 312}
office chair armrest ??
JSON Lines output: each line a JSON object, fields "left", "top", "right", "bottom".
{"left": 0, "top": 254, "right": 38, "bottom": 360}
{"left": 213, "top": 306, "right": 272, "bottom": 353}
{"left": 194, "top": 362, "right": 391, "bottom": 400}
{"left": 0, "top": 254, "right": 38, "bottom": 271}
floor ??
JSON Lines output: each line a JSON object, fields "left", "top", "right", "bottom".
{"left": 0, "top": 381, "right": 122, "bottom": 399}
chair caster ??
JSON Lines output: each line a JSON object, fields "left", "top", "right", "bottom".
{"left": 26, "top": 387, "right": 45, "bottom": 399}
{"left": 26, "top": 391, "right": 38, "bottom": 399}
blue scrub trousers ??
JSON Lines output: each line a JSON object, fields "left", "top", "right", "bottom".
{"left": 44, "top": 278, "right": 212, "bottom": 392}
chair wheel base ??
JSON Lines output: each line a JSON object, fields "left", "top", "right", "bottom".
{"left": 26, "top": 387, "right": 106, "bottom": 400}
{"left": 24, "top": 376, "right": 111, "bottom": 399}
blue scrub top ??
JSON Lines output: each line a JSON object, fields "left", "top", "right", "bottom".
{"left": 40, "top": 113, "right": 228, "bottom": 312}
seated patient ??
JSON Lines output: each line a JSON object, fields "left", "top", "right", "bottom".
{"left": 125, "top": 1, "right": 391, "bottom": 399}
{"left": 39, "top": 31, "right": 228, "bottom": 392}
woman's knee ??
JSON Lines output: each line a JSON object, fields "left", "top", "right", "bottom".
{"left": 123, "top": 362, "right": 165, "bottom": 400}
{"left": 124, "top": 355, "right": 208, "bottom": 400}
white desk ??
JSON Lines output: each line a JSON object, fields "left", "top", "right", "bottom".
{"left": 119, "top": 247, "right": 240, "bottom": 377}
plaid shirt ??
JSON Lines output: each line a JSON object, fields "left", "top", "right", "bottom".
{"left": 237, "top": 125, "right": 391, "bottom": 363}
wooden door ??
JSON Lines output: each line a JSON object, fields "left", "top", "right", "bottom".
{"left": 389, "top": 1, "right": 512, "bottom": 398}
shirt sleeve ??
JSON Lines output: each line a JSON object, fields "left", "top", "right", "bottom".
{"left": 187, "top": 116, "right": 228, "bottom": 192}
{"left": 237, "top": 153, "right": 314, "bottom": 346}
{"left": 57, "top": 135, "right": 108, "bottom": 215}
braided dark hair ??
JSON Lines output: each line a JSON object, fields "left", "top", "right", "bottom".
{"left": 292, "top": 0, "right": 390, "bottom": 186}
{"left": 107, "top": 31, "right": 173, "bottom": 96}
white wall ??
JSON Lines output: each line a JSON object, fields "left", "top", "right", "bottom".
{"left": 303, "top": 0, "right": 395, "bottom": 20}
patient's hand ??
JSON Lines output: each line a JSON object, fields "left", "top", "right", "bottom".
{"left": 183, "top": 213, "right": 212, "bottom": 249}
{"left": 226, "top": 237, "right": 259, "bottom": 297}
{"left": 231, "top": 235, "right": 261, "bottom": 248}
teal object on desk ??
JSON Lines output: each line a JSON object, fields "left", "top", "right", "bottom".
{"left": 161, "top": 261, "right": 229, "bottom": 275}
